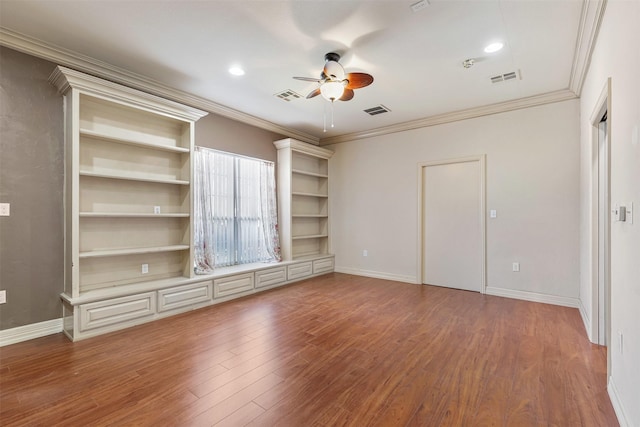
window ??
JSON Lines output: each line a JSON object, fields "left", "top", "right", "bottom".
{"left": 194, "top": 148, "right": 281, "bottom": 273}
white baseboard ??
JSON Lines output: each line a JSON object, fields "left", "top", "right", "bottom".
{"left": 485, "top": 286, "right": 580, "bottom": 308}
{"left": 334, "top": 266, "right": 418, "bottom": 284}
{"left": 578, "top": 297, "right": 595, "bottom": 342}
{"left": 608, "top": 377, "right": 629, "bottom": 427}
{"left": 0, "top": 318, "right": 63, "bottom": 347}
{"left": 334, "top": 270, "right": 581, "bottom": 310}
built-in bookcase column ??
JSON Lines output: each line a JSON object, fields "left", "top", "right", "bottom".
{"left": 274, "top": 138, "right": 334, "bottom": 261}
{"left": 50, "top": 66, "right": 207, "bottom": 304}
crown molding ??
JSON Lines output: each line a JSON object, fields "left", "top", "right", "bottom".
{"left": 0, "top": 27, "right": 319, "bottom": 145}
{"left": 274, "top": 138, "right": 334, "bottom": 159}
{"left": 50, "top": 66, "right": 209, "bottom": 122}
{"left": 319, "top": 89, "right": 578, "bottom": 145}
{"left": 568, "top": 0, "right": 607, "bottom": 96}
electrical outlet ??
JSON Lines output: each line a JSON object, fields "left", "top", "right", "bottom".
{"left": 0, "top": 290, "right": 6, "bottom": 304}
{"left": 490, "top": 209, "right": 497, "bottom": 218}
{"left": 154, "top": 206, "right": 161, "bottom": 214}
{"left": 0, "top": 203, "right": 10, "bottom": 216}
{"left": 141, "top": 264, "right": 149, "bottom": 274}
{"left": 512, "top": 262, "right": 520, "bottom": 272}
{"left": 363, "top": 250, "right": 368, "bottom": 257}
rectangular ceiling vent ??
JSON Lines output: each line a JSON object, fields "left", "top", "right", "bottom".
{"left": 490, "top": 70, "right": 521, "bottom": 84}
{"left": 274, "top": 89, "right": 302, "bottom": 102}
{"left": 364, "top": 105, "right": 391, "bottom": 116}
{"left": 410, "top": 0, "right": 430, "bottom": 12}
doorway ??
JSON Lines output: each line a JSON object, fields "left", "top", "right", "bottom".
{"left": 597, "top": 113, "right": 609, "bottom": 346}
{"left": 590, "top": 79, "right": 611, "bottom": 357}
{"left": 418, "top": 156, "right": 486, "bottom": 292}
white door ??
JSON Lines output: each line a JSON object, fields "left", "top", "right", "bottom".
{"left": 422, "top": 161, "right": 482, "bottom": 292}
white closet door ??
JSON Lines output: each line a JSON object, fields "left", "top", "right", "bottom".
{"left": 422, "top": 161, "right": 481, "bottom": 292}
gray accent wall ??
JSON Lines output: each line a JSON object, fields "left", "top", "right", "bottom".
{"left": 0, "top": 46, "right": 284, "bottom": 331}
{"left": 0, "top": 46, "right": 64, "bottom": 329}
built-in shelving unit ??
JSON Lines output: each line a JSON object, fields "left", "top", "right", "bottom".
{"left": 50, "top": 66, "right": 208, "bottom": 340}
{"left": 274, "top": 138, "right": 334, "bottom": 260}
{"left": 50, "top": 69, "right": 205, "bottom": 295}
{"left": 49, "top": 69, "right": 335, "bottom": 342}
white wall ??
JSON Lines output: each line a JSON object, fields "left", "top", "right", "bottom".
{"left": 328, "top": 99, "right": 581, "bottom": 304}
{"left": 579, "top": 1, "right": 640, "bottom": 425}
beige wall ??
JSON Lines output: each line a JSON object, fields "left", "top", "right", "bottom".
{"left": 579, "top": 1, "right": 640, "bottom": 424}
{"left": 327, "top": 99, "right": 581, "bottom": 301}
{"left": 196, "top": 113, "right": 282, "bottom": 162}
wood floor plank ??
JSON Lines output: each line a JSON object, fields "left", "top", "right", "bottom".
{"left": 188, "top": 373, "right": 283, "bottom": 426}
{"left": 0, "top": 273, "right": 618, "bottom": 426}
{"left": 213, "top": 401, "right": 265, "bottom": 427}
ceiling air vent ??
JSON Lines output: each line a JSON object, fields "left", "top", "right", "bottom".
{"left": 364, "top": 105, "right": 391, "bottom": 116}
{"left": 490, "top": 70, "right": 521, "bottom": 84}
{"left": 274, "top": 89, "right": 302, "bottom": 102}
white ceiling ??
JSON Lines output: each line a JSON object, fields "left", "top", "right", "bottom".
{"left": 0, "top": 0, "right": 586, "bottom": 143}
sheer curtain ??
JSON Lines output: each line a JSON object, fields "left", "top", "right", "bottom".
{"left": 258, "top": 160, "right": 282, "bottom": 262}
{"left": 194, "top": 148, "right": 231, "bottom": 273}
{"left": 193, "top": 147, "right": 281, "bottom": 274}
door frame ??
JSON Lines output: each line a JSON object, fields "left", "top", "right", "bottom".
{"left": 416, "top": 155, "right": 487, "bottom": 293}
{"left": 589, "top": 78, "right": 612, "bottom": 364}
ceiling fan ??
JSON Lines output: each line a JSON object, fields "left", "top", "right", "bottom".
{"left": 293, "top": 52, "right": 374, "bottom": 102}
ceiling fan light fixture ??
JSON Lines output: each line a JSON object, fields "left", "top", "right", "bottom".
{"left": 320, "top": 81, "right": 345, "bottom": 102}
{"left": 484, "top": 42, "right": 504, "bottom": 53}
{"left": 228, "top": 66, "right": 245, "bottom": 76}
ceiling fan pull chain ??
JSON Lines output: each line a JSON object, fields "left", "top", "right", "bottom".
{"left": 331, "top": 101, "right": 335, "bottom": 128}
{"left": 323, "top": 102, "right": 327, "bottom": 132}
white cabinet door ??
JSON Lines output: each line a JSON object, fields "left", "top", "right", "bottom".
{"left": 80, "top": 292, "right": 156, "bottom": 332}
{"left": 158, "top": 281, "right": 213, "bottom": 312}
{"left": 214, "top": 273, "right": 254, "bottom": 298}
{"left": 287, "top": 262, "right": 313, "bottom": 280}
{"left": 313, "top": 257, "right": 334, "bottom": 274}
{"left": 255, "top": 267, "right": 287, "bottom": 289}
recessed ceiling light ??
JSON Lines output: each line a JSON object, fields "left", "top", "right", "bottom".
{"left": 229, "top": 66, "right": 245, "bottom": 76}
{"left": 484, "top": 42, "right": 504, "bottom": 53}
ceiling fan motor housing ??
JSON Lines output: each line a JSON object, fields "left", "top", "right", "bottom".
{"left": 324, "top": 52, "right": 341, "bottom": 62}
{"left": 293, "top": 52, "right": 373, "bottom": 102}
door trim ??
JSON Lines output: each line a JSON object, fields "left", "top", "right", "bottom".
{"left": 589, "top": 79, "right": 611, "bottom": 370}
{"left": 416, "top": 155, "right": 486, "bottom": 293}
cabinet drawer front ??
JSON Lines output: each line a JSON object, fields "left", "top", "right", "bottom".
{"left": 255, "top": 267, "right": 287, "bottom": 289}
{"left": 313, "top": 257, "right": 334, "bottom": 274}
{"left": 80, "top": 292, "right": 155, "bottom": 332}
{"left": 288, "top": 262, "right": 313, "bottom": 280}
{"left": 214, "top": 273, "right": 254, "bottom": 298}
{"left": 158, "top": 281, "right": 212, "bottom": 312}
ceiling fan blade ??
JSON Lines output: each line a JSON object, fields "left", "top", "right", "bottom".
{"left": 294, "top": 76, "right": 322, "bottom": 82}
{"left": 306, "top": 88, "right": 321, "bottom": 99}
{"left": 339, "top": 88, "right": 354, "bottom": 101}
{"left": 344, "top": 73, "right": 374, "bottom": 89}
{"left": 323, "top": 60, "right": 345, "bottom": 80}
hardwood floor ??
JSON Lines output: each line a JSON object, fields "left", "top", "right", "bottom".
{"left": 0, "top": 273, "right": 618, "bottom": 426}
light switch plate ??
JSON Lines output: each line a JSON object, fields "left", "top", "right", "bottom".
{"left": 0, "top": 203, "right": 10, "bottom": 216}
{"left": 490, "top": 210, "right": 497, "bottom": 218}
